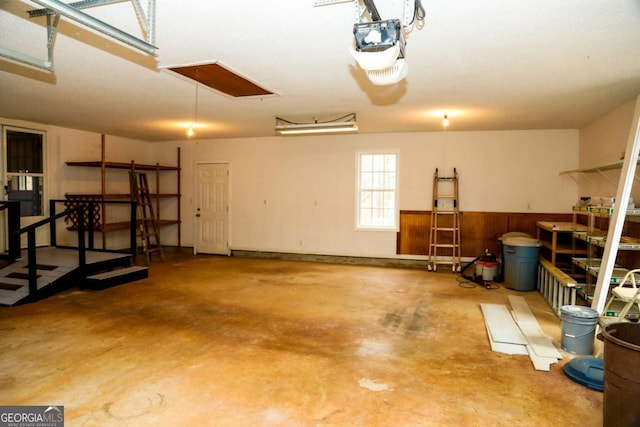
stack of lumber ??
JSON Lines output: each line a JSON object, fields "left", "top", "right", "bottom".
{"left": 481, "top": 295, "right": 562, "bottom": 371}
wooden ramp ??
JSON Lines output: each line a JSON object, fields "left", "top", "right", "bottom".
{"left": 0, "top": 247, "right": 147, "bottom": 306}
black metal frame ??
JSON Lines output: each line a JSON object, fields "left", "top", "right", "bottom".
{"left": 0, "top": 198, "right": 136, "bottom": 301}
{"left": 0, "top": 201, "right": 21, "bottom": 263}
{"left": 49, "top": 199, "right": 137, "bottom": 254}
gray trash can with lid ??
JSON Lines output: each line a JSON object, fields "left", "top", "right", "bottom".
{"left": 497, "top": 232, "right": 532, "bottom": 282}
{"left": 503, "top": 236, "right": 541, "bottom": 291}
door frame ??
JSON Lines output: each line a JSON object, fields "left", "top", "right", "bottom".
{"left": 193, "top": 161, "right": 231, "bottom": 255}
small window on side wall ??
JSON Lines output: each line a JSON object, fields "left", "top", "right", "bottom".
{"left": 356, "top": 151, "right": 398, "bottom": 230}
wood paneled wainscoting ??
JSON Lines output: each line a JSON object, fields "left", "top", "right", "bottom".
{"left": 397, "top": 210, "right": 572, "bottom": 258}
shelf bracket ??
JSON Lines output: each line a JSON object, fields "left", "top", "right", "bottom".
{"left": 591, "top": 94, "right": 640, "bottom": 313}
{"left": 595, "top": 169, "right": 617, "bottom": 186}
{"left": 0, "top": 0, "right": 156, "bottom": 72}
{"left": 0, "top": 10, "right": 59, "bottom": 71}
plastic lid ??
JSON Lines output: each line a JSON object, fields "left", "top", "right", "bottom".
{"left": 560, "top": 305, "right": 599, "bottom": 319}
{"left": 499, "top": 232, "right": 532, "bottom": 241}
{"left": 562, "top": 356, "right": 603, "bottom": 392}
{"left": 502, "top": 236, "right": 542, "bottom": 247}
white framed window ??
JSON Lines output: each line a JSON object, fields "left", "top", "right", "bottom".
{"left": 2, "top": 126, "right": 46, "bottom": 218}
{"left": 356, "top": 151, "right": 398, "bottom": 230}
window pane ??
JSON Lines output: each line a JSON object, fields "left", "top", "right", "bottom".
{"left": 361, "top": 155, "right": 373, "bottom": 172}
{"left": 360, "top": 191, "right": 372, "bottom": 209}
{"left": 7, "top": 174, "right": 42, "bottom": 216}
{"left": 5, "top": 129, "right": 45, "bottom": 218}
{"left": 357, "top": 152, "right": 397, "bottom": 229}
{"left": 373, "top": 155, "right": 384, "bottom": 171}
{"left": 383, "top": 208, "right": 394, "bottom": 225}
{"left": 360, "top": 208, "right": 372, "bottom": 225}
{"left": 383, "top": 191, "right": 395, "bottom": 209}
{"left": 7, "top": 130, "right": 43, "bottom": 173}
{"left": 361, "top": 171, "right": 373, "bottom": 190}
{"left": 372, "top": 171, "right": 384, "bottom": 189}
{"left": 382, "top": 172, "right": 395, "bottom": 189}
{"left": 372, "top": 194, "right": 379, "bottom": 209}
{"left": 370, "top": 210, "right": 380, "bottom": 225}
{"left": 384, "top": 154, "right": 396, "bottom": 171}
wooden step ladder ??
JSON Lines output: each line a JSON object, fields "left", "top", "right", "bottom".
{"left": 428, "top": 168, "right": 461, "bottom": 272}
{"left": 129, "top": 171, "right": 164, "bottom": 264}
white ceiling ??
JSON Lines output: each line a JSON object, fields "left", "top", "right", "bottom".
{"left": 1, "top": 0, "right": 640, "bottom": 141}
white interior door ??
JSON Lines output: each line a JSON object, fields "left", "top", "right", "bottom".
{"left": 195, "top": 163, "right": 230, "bottom": 255}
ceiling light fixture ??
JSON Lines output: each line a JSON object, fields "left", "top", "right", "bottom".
{"left": 443, "top": 114, "right": 449, "bottom": 128}
{"left": 275, "top": 113, "right": 358, "bottom": 135}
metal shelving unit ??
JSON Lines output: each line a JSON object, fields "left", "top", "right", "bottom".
{"left": 559, "top": 95, "right": 640, "bottom": 313}
{"left": 571, "top": 205, "right": 640, "bottom": 300}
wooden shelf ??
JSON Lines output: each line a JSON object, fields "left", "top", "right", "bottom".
{"left": 64, "top": 135, "right": 181, "bottom": 249}
{"left": 104, "top": 219, "right": 180, "bottom": 232}
{"left": 537, "top": 221, "right": 587, "bottom": 271}
{"left": 536, "top": 221, "right": 586, "bottom": 233}
{"left": 66, "top": 160, "right": 180, "bottom": 171}
{"left": 65, "top": 193, "right": 180, "bottom": 199}
{"left": 540, "top": 240, "right": 587, "bottom": 255}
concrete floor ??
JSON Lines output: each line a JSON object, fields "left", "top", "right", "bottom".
{"left": 0, "top": 253, "right": 602, "bottom": 426}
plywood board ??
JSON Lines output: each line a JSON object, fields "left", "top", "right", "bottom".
{"left": 525, "top": 345, "right": 558, "bottom": 372}
{"left": 487, "top": 336, "right": 528, "bottom": 355}
{"left": 508, "top": 295, "right": 562, "bottom": 360}
{"left": 481, "top": 303, "right": 528, "bottom": 345}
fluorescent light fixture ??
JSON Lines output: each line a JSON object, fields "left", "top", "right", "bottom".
{"left": 275, "top": 114, "right": 358, "bottom": 135}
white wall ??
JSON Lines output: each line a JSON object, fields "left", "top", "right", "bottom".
{"left": 0, "top": 119, "right": 161, "bottom": 248}
{"left": 52, "top": 130, "right": 154, "bottom": 196}
{"left": 1, "top": 118, "right": 581, "bottom": 258}
{"left": 165, "top": 129, "right": 579, "bottom": 258}
{"left": 50, "top": 127, "right": 159, "bottom": 247}
{"left": 578, "top": 98, "right": 639, "bottom": 202}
